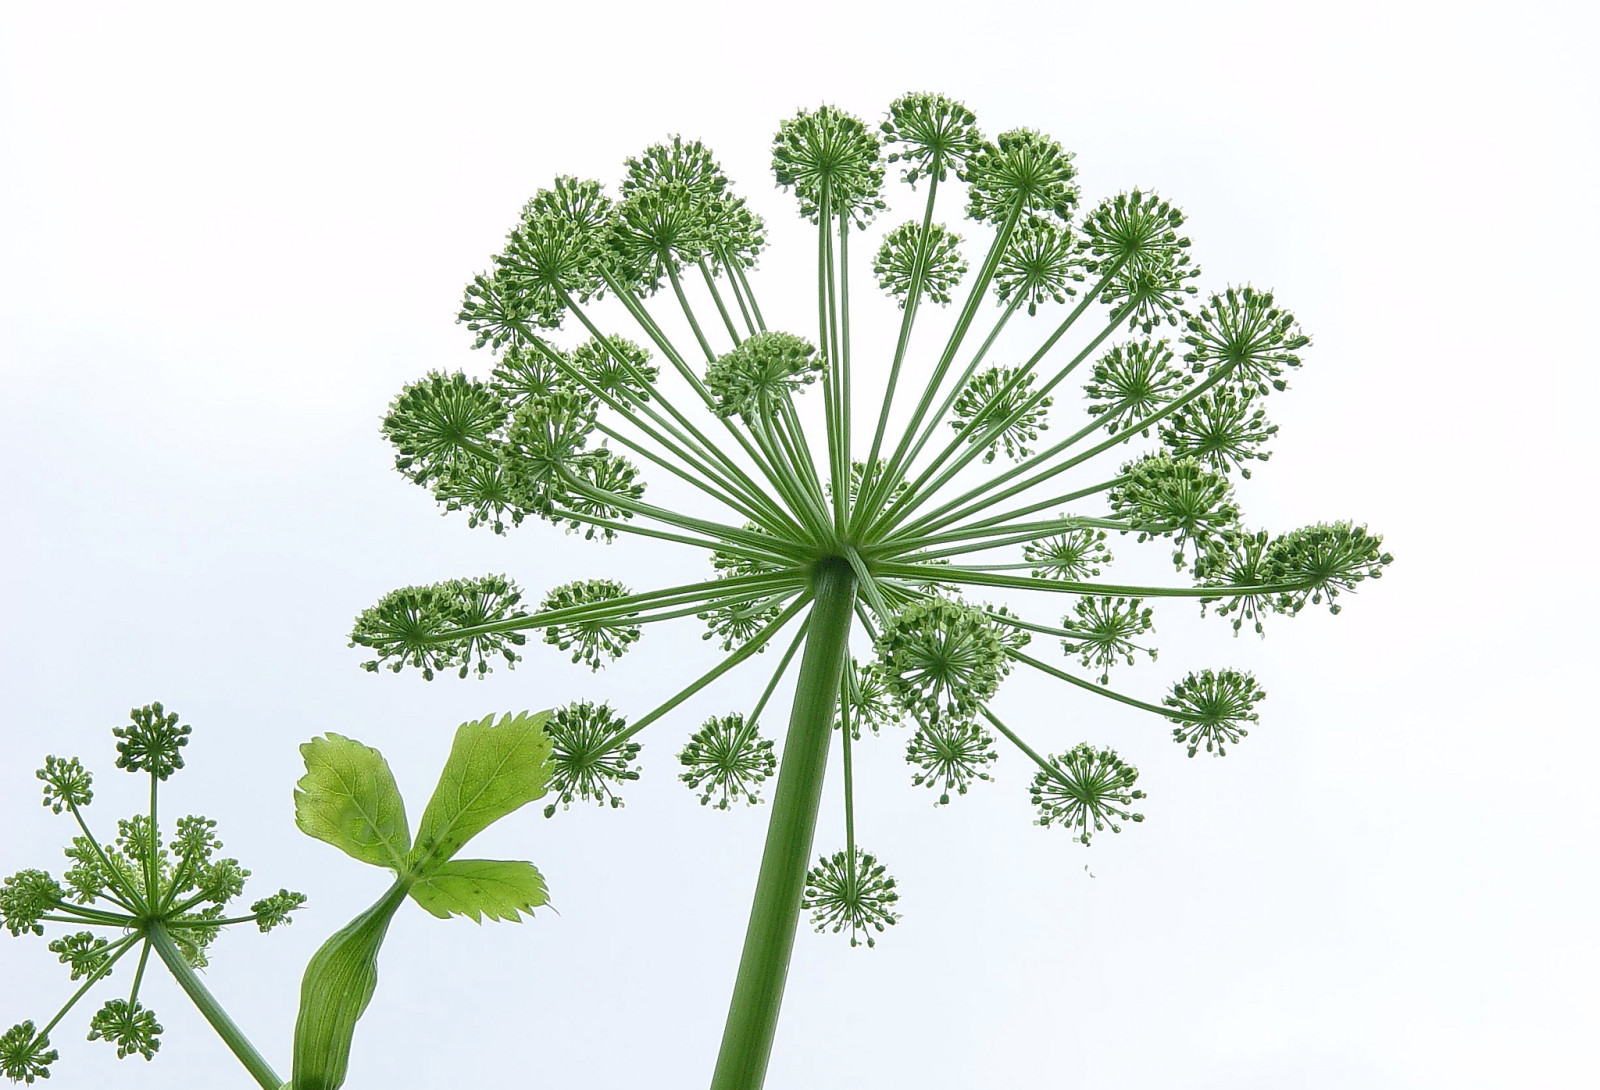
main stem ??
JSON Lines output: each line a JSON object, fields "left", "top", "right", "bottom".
{"left": 145, "top": 920, "right": 283, "bottom": 1090}
{"left": 710, "top": 558, "right": 858, "bottom": 1090}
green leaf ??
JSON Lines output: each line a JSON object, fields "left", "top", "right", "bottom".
{"left": 409, "top": 859, "right": 549, "bottom": 923}
{"left": 294, "top": 734, "right": 411, "bottom": 871}
{"left": 410, "top": 711, "right": 553, "bottom": 870}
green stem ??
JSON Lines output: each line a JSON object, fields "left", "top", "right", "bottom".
{"left": 700, "top": 258, "right": 743, "bottom": 344}
{"left": 869, "top": 292, "right": 1120, "bottom": 542}
{"left": 144, "top": 773, "right": 159, "bottom": 911}
{"left": 874, "top": 561, "right": 1310, "bottom": 601}
{"left": 618, "top": 594, "right": 812, "bottom": 742}
{"left": 710, "top": 559, "right": 858, "bottom": 1090}
{"left": 746, "top": 618, "right": 812, "bottom": 727}
{"left": 880, "top": 292, "right": 1022, "bottom": 507}
{"left": 734, "top": 263, "right": 768, "bottom": 332}
{"left": 863, "top": 170, "right": 941, "bottom": 480}
{"left": 722, "top": 259, "right": 759, "bottom": 337}
{"left": 905, "top": 357, "right": 1239, "bottom": 542}
{"left": 862, "top": 201, "right": 1024, "bottom": 520}
{"left": 668, "top": 261, "right": 718, "bottom": 362}
{"left": 67, "top": 803, "right": 142, "bottom": 914}
{"left": 1007, "top": 648, "right": 1189, "bottom": 719}
{"left": 146, "top": 919, "right": 282, "bottom": 1090}
{"left": 837, "top": 214, "right": 853, "bottom": 529}
{"left": 127, "top": 938, "right": 151, "bottom": 1002}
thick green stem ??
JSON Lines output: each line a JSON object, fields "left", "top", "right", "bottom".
{"left": 146, "top": 920, "right": 282, "bottom": 1090}
{"left": 710, "top": 559, "right": 858, "bottom": 1090}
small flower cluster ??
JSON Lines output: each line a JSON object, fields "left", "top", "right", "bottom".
{"left": 2, "top": 705, "right": 303, "bottom": 1084}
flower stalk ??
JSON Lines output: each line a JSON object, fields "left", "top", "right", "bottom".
{"left": 711, "top": 559, "right": 857, "bottom": 1090}
{"left": 146, "top": 920, "right": 282, "bottom": 1090}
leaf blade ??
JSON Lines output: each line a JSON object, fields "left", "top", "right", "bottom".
{"left": 294, "top": 733, "right": 411, "bottom": 870}
{"left": 411, "top": 711, "right": 553, "bottom": 869}
{"left": 409, "top": 859, "right": 549, "bottom": 923}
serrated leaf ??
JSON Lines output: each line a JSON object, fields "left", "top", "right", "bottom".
{"left": 410, "top": 711, "right": 553, "bottom": 871}
{"left": 409, "top": 859, "right": 549, "bottom": 923}
{"left": 294, "top": 734, "right": 411, "bottom": 871}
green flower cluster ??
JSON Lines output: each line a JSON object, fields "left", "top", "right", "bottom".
{"left": 2, "top": 705, "right": 303, "bottom": 1085}
{"left": 349, "top": 92, "right": 1392, "bottom": 998}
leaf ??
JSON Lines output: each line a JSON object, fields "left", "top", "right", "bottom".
{"left": 294, "top": 734, "right": 411, "bottom": 871}
{"left": 409, "top": 859, "right": 549, "bottom": 923}
{"left": 409, "top": 711, "right": 553, "bottom": 871}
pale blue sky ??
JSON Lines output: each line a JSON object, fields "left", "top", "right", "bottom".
{"left": 2, "top": 2, "right": 1596, "bottom": 1087}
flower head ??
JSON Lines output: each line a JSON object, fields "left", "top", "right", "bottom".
{"left": 1079, "top": 188, "right": 1190, "bottom": 279}
{"left": 383, "top": 371, "right": 508, "bottom": 488}
{"left": 1182, "top": 285, "right": 1309, "bottom": 396}
{"left": 1165, "top": 669, "right": 1265, "bottom": 757}
{"left": 0, "top": 1022, "right": 56, "bottom": 1084}
{"left": 699, "top": 593, "right": 784, "bottom": 653}
{"left": 609, "top": 183, "right": 709, "bottom": 286}
{"left": 837, "top": 657, "right": 901, "bottom": 737}
{"left": 435, "top": 450, "right": 529, "bottom": 535}
{"left": 623, "top": 137, "right": 727, "bottom": 202}
{"left": 705, "top": 331, "right": 822, "bottom": 418}
{"left": 249, "top": 889, "right": 308, "bottom": 933}
{"left": 873, "top": 221, "right": 967, "bottom": 307}
{"left": 2, "top": 710, "right": 304, "bottom": 1086}
{"left": 700, "top": 192, "right": 768, "bottom": 270}
{"left": 1081, "top": 190, "right": 1198, "bottom": 332}
{"left": 880, "top": 92, "right": 982, "bottom": 185}
{"left": 459, "top": 268, "right": 545, "bottom": 350}
{"left": 619, "top": 139, "right": 766, "bottom": 275}
{"left": 540, "top": 579, "right": 641, "bottom": 670}
{"left": 495, "top": 212, "right": 595, "bottom": 326}
{"left": 1024, "top": 526, "right": 1113, "bottom": 580}
{"left": 1160, "top": 384, "right": 1277, "bottom": 478}
{"left": 994, "top": 214, "right": 1087, "bottom": 315}
{"left": 906, "top": 718, "right": 997, "bottom": 805}
{"left": 37, "top": 755, "right": 93, "bottom": 814}
{"left": 49, "top": 931, "right": 112, "bottom": 979}
{"left": 1195, "top": 529, "right": 1281, "bottom": 637}
{"left": 542, "top": 701, "right": 641, "bottom": 817}
{"left": 875, "top": 598, "right": 1008, "bottom": 724}
{"left": 112, "top": 703, "right": 190, "bottom": 780}
{"left": 349, "top": 575, "right": 528, "bottom": 680}
{"left": 1031, "top": 744, "right": 1146, "bottom": 845}
{"left": 1, "top": 870, "right": 63, "bottom": 937}
{"left": 1083, "top": 339, "right": 1195, "bottom": 439}
{"left": 525, "top": 175, "right": 614, "bottom": 241}
{"left": 772, "top": 105, "right": 886, "bottom": 227}
{"left": 359, "top": 95, "right": 1392, "bottom": 985}
{"left": 1266, "top": 522, "right": 1393, "bottom": 615}
{"left": 678, "top": 714, "right": 776, "bottom": 809}
{"left": 963, "top": 129, "right": 1078, "bottom": 223}
{"left": 491, "top": 341, "right": 569, "bottom": 407}
{"left": 803, "top": 848, "right": 900, "bottom": 948}
{"left": 87, "top": 999, "right": 162, "bottom": 1061}
{"left": 1109, "top": 454, "right": 1241, "bottom": 569}
{"left": 950, "top": 365, "right": 1052, "bottom": 463}
{"left": 571, "top": 336, "right": 658, "bottom": 405}
{"left": 1060, "top": 596, "right": 1157, "bottom": 684}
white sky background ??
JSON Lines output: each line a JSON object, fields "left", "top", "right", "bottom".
{"left": 2, "top": 1, "right": 1597, "bottom": 1087}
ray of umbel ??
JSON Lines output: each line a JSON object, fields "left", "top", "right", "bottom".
{"left": 349, "top": 92, "right": 1392, "bottom": 1090}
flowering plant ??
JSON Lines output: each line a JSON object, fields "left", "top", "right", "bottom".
{"left": 1, "top": 91, "right": 1389, "bottom": 1090}
{"left": 353, "top": 91, "right": 1392, "bottom": 1089}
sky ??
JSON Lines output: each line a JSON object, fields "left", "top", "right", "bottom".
{"left": 2, "top": 1, "right": 1597, "bottom": 1088}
